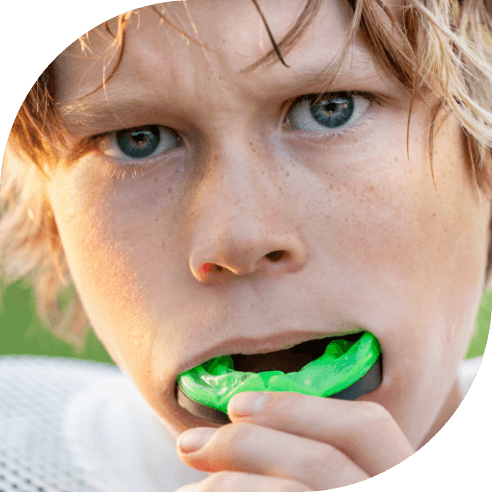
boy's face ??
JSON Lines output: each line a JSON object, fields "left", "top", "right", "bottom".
{"left": 45, "top": 0, "right": 490, "bottom": 448}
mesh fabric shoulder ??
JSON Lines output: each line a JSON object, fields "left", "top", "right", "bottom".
{"left": 0, "top": 356, "right": 121, "bottom": 492}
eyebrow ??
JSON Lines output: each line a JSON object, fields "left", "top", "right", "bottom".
{"left": 58, "top": 50, "right": 384, "bottom": 138}
{"left": 58, "top": 85, "right": 155, "bottom": 137}
{"left": 275, "top": 51, "right": 384, "bottom": 92}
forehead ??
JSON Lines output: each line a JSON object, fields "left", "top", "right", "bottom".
{"left": 54, "top": 0, "right": 406, "bottom": 136}
{"left": 57, "top": 0, "right": 376, "bottom": 88}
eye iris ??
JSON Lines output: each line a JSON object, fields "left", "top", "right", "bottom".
{"left": 310, "top": 97, "right": 354, "bottom": 128}
{"left": 116, "top": 125, "right": 160, "bottom": 159}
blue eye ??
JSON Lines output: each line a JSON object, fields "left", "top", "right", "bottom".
{"left": 100, "top": 125, "right": 181, "bottom": 160}
{"left": 311, "top": 97, "right": 354, "bottom": 128}
{"left": 289, "top": 94, "right": 372, "bottom": 133}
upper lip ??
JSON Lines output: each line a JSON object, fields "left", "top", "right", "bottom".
{"left": 175, "top": 328, "right": 363, "bottom": 377}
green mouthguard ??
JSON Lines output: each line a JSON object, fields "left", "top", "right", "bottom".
{"left": 178, "top": 331, "right": 381, "bottom": 415}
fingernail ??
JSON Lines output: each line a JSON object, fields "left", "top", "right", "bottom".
{"left": 229, "top": 392, "right": 270, "bottom": 417}
{"left": 178, "top": 428, "right": 215, "bottom": 453}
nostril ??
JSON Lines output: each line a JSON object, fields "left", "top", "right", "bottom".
{"left": 265, "top": 250, "right": 287, "bottom": 262}
{"left": 199, "top": 263, "right": 224, "bottom": 275}
{"left": 193, "top": 246, "right": 303, "bottom": 281}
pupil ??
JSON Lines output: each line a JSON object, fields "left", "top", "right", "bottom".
{"left": 133, "top": 134, "right": 147, "bottom": 144}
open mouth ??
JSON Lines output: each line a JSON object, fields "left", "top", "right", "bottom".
{"left": 176, "top": 331, "right": 382, "bottom": 425}
{"left": 230, "top": 332, "right": 364, "bottom": 374}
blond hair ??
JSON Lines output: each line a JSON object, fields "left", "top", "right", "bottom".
{"left": 1, "top": 0, "right": 492, "bottom": 349}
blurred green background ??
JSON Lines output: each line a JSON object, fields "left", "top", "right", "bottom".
{"left": 0, "top": 277, "right": 490, "bottom": 363}
{"left": 0, "top": 278, "right": 114, "bottom": 364}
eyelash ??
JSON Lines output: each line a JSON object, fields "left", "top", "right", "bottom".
{"left": 84, "top": 90, "right": 383, "bottom": 182}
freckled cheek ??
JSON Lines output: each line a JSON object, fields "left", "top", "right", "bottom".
{"left": 52, "top": 191, "right": 160, "bottom": 373}
{"left": 324, "top": 183, "right": 414, "bottom": 272}
{"left": 325, "top": 176, "right": 472, "bottom": 298}
{"left": 330, "top": 163, "right": 488, "bottom": 343}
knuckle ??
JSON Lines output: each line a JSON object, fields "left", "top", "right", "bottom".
{"left": 301, "top": 443, "right": 347, "bottom": 475}
{"left": 366, "top": 401, "right": 394, "bottom": 426}
{"left": 369, "top": 400, "right": 391, "bottom": 418}
{"left": 356, "top": 401, "right": 394, "bottom": 428}
{"left": 319, "top": 445, "right": 350, "bottom": 474}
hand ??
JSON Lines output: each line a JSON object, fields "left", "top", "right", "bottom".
{"left": 175, "top": 391, "right": 414, "bottom": 491}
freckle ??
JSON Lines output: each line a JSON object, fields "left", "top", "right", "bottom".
{"left": 394, "top": 157, "right": 398, "bottom": 162}
{"left": 154, "top": 177, "right": 159, "bottom": 184}
{"left": 252, "top": 148, "right": 256, "bottom": 153}
{"left": 286, "top": 172, "right": 290, "bottom": 177}
{"left": 168, "top": 188, "right": 172, "bottom": 193}
{"left": 161, "top": 240, "right": 166, "bottom": 249}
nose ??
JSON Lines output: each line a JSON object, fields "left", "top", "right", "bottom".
{"left": 189, "top": 225, "right": 307, "bottom": 283}
{"left": 188, "top": 149, "right": 307, "bottom": 284}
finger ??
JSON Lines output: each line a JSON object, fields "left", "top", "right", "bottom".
{"left": 227, "top": 391, "right": 414, "bottom": 476}
{"left": 176, "top": 471, "right": 310, "bottom": 492}
{"left": 177, "top": 422, "right": 369, "bottom": 490}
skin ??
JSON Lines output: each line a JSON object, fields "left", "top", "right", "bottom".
{"left": 41, "top": 0, "right": 491, "bottom": 489}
